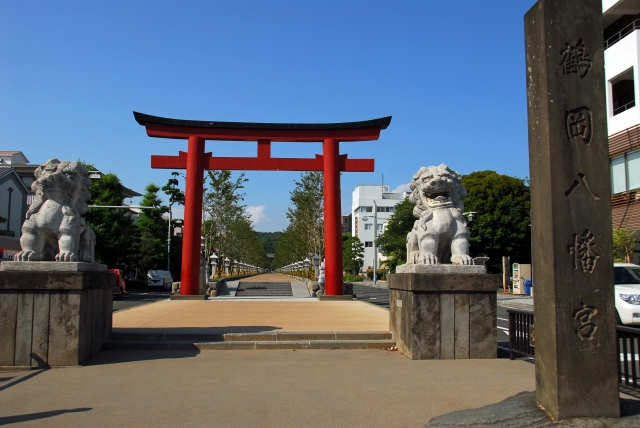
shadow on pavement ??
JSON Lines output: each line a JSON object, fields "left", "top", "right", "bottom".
{"left": 0, "top": 369, "right": 48, "bottom": 393}
{"left": 87, "top": 349, "right": 201, "bottom": 366}
{"left": 112, "top": 325, "right": 283, "bottom": 334}
{"left": 0, "top": 408, "right": 92, "bottom": 425}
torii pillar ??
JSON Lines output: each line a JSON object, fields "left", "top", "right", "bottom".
{"left": 134, "top": 112, "right": 392, "bottom": 296}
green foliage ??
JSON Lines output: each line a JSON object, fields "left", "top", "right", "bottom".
{"left": 257, "top": 232, "right": 282, "bottom": 254}
{"left": 344, "top": 273, "right": 362, "bottom": 282}
{"left": 202, "top": 170, "right": 268, "bottom": 268}
{"left": 162, "top": 172, "right": 185, "bottom": 277}
{"left": 342, "top": 234, "right": 364, "bottom": 273}
{"left": 83, "top": 172, "right": 137, "bottom": 267}
{"left": 0, "top": 215, "right": 6, "bottom": 225}
{"left": 375, "top": 198, "right": 415, "bottom": 272}
{"left": 134, "top": 184, "right": 168, "bottom": 271}
{"left": 461, "top": 171, "right": 531, "bottom": 263}
{"left": 273, "top": 172, "right": 324, "bottom": 267}
{"left": 613, "top": 228, "right": 637, "bottom": 263}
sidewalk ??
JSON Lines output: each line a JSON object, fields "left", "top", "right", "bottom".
{"left": 0, "top": 350, "right": 536, "bottom": 427}
{"left": 497, "top": 291, "right": 534, "bottom": 310}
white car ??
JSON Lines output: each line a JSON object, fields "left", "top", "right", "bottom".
{"left": 147, "top": 270, "right": 173, "bottom": 291}
{"left": 614, "top": 263, "right": 640, "bottom": 326}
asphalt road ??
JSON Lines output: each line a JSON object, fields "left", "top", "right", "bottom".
{"left": 112, "top": 290, "right": 170, "bottom": 312}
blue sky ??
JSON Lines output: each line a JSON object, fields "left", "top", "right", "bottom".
{"left": 1, "top": 0, "right": 537, "bottom": 232}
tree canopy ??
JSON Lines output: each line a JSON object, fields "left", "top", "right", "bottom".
{"left": 273, "top": 172, "right": 323, "bottom": 267}
{"left": 134, "top": 184, "right": 169, "bottom": 272}
{"left": 461, "top": 170, "right": 531, "bottom": 264}
{"left": 375, "top": 198, "right": 414, "bottom": 272}
{"left": 342, "top": 234, "right": 364, "bottom": 273}
{"left": 613, "top": 228, "right": 637, "bottom": 263}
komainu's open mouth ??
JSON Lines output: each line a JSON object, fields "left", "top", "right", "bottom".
{"left": 424, "top": 190, "right": 450, "bottom": 199}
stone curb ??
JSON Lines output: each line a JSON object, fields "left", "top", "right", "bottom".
{"left": 102, "top": 339, "right": 396, "bottom": 351}
{"left": 109, "top": 331, "right": 393, "bottom": 342}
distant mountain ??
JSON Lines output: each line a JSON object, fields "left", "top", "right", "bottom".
{"left": 256, "top": 231, "right": 283, "bottom": 254}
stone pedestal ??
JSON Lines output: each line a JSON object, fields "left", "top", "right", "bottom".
{"left": 388, "top": 272, "right": 499, "bottom": 360}
{"left": 0, "top": 266, "right": 114, "bottom": 367}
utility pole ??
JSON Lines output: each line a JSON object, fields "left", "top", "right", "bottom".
{"left": 373, "top": 200, "right": 377, "bottom": 285}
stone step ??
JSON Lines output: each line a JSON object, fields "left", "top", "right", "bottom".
{"left": 109, "top": 331, "right": 392, "bottom": 342}
{"left": 103, "top": 339, "right": 396, "bottom": 351}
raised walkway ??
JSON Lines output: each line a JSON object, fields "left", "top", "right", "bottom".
{"left": 108, "top": 273, "right": 393, "bottom": 350}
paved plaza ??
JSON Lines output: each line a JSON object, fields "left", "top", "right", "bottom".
{"left": 0, "top": 350, "right": 536, "bottom": 427}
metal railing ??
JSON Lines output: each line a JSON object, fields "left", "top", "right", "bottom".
{"left": 507, "top": 308, "right": 640, "bottom": 391}
{"left": 605, "top": 20, "right": 640, "bottom": 49}
{"left": 507, "top": 308, "right": 535, "bottom": 359}
{"left": 614, "top": 100, "right": 636, "bottom": 116}
{"left": 618, "top": 326, "right": 640, "bottom": 389}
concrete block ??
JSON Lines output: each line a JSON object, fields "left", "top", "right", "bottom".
{"left": 0, "top": 261, "right": 107, "bottom": 272}
{"left": 14, "top": 291, "right": 35, "bottom": 366}
{"left": 0, "top": 290, "right": 17, "bottom": 366}
{"left": 317, "top": 294, "right": 353, "bottom": 301}
{"left": 169, "top": 294, "right": 207, "bottom": 300}
{"left": 31, "top": 291, "right": 50, "bottom": 367}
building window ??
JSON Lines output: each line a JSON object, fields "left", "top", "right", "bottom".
{"left": 376, "top": 224, "right": 383, "bottom": 231}
{"left": 364, "top": 224, "right": 373, "bottom": 230}
{"left": 365, "top": 241, "right": 373, "bottom": 247}
{"left": 360, "top": 207, "right": 372, "bottom": 213}
{"left": 376, "top": 206, "right": 395, "bottom": 213}
{"left": 612, "top": 149, "right": 640, "bottom": 194}
{"left": 611, "top": 67, "right": 635, "bottom": 116}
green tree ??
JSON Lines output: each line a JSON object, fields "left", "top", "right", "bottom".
{"left": 162, "top": 172, "right": 185, "bottom": 276}
{"left": 83, "top": 172, "right": 137, "bottom": 268}
{"left": 342, "top": 234, "right": 364, "bottom": 274}
{"left": 461, "top": 171, "right": 531, "bottom": 264}
{"left": 375, "top": 198, "right": 415, "bottom": 272}
{"left": 134, "top": 184, "right": 168, "bottom": 271}
{"left": 613, "top": 228, "right": 637, "bottom": 263}
{"left": 202, "top": 170, "right": 248, "bottom": 267}
{"left": 273, "top": 172, "right": 323, "bottom": 267}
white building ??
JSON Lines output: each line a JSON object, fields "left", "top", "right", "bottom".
{"left": 603, "top": 1, "right": 640, "bottom": 241}
{"left": 351, "top": 185, "right": 408, "bottom": 269}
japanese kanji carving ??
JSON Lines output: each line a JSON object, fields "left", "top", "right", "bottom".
{"left": 405, "top": 164, "right": 473, "bottom": 265}
{"left": 560, "top": 39, "right": 592, "bottom": 78}
{"left": 566, "top": 106, "right": 593, "bottom": 144}
{"left": 568, "top": 228, "right": 600, "bottom": 273}
{"left": 573, "top": 302, "right": 598, "bottom": 341}
{"left": 565, "top": 173, "right": 600, "bottom": 200}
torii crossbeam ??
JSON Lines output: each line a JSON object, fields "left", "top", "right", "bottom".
{"left": 134, "top": 112, "right": 392, "bottom": 296}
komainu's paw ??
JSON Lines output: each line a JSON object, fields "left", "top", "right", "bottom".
{"left": 451, "top": 254, "right": 474, "bottom": 265}
{"left": 14, "top": 250, "right": 42, "bottom": 261}
{"left": 56, "top": 252, "right": 78, "bottom": 262}
{"left": 410, "top": 251, "right": 421, "bottom": 264}
{"left": 422, "top": 253, "right": 438, "bottom": 264}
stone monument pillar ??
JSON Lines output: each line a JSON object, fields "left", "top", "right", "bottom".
{"left": 525, "top": 0, "right": 619, "bottom": 419}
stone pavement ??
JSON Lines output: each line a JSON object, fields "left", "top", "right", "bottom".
{"left": 0, "top": 350, "right": 537, "bottom": 427}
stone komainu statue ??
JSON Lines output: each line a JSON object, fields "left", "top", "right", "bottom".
{"left": 406, "top": 164, "right": 473, "bottom": 265}
{"left": 14, "top": 159, "right": 96, "bottom": 263}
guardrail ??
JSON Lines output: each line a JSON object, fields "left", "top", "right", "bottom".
{"left": 507, "top": 308, "right": 640, "bottom": 391}
{"left": 618, "top": 325, "right": 640, "bottom": 390}
{"left": 507, "top": 308, "right": 535, "bottom": 360}
{"left": 614, "top": 100, "right": 636, "bottom": 116}
{"left": 605, "top": 20, "right": 640, "bottom": 49}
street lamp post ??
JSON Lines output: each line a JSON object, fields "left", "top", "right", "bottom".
{"left": 373, "top": 200, "right": 378, "bottom": 285}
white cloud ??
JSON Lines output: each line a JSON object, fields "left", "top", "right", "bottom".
{"left": 392, "top": 183, "right": 411, "bottom": 193}
{"left": 245, "top": 205, "right": 270, "bottom": 227}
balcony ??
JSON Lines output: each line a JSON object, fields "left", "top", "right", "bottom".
{"left": 605, "top": 19, "right": 640, "bottom": 50}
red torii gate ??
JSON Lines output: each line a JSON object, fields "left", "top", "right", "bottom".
{"left": 134, "top": 112, "right": 391, "bottom": 296}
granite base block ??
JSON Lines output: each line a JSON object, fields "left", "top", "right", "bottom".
{"left": 389, "top": 273, "right": 499, "bottom": 360}
{"left": 1, "top": 261, "right": 107, "bottom": 272}
{"left": 170, "top": 294, "right": 208, "bottom": 300}
{"left": 0, "top": 271, "right": 114, "bottom": 367}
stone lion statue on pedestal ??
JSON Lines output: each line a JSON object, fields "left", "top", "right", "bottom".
{"left": 14, "top": 159, "right": 96, "bottom": 263}
{"left": 406, "top": 164, "right": 473, "bottom": 265}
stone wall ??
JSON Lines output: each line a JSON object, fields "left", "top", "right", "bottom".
{"left": 0, "top": 271, "right": 114, "bottom": 367}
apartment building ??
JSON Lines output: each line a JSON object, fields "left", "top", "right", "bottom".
{"left": 351, "top": 185, "right": 408, "bottom": 269}
{"left": 604, "top": 1, "right": 640, "bottom": 262}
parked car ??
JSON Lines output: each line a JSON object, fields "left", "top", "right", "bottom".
{"left": 147, "top": 270, "right": 173, "bottom": 291}
{"left": 108, "top": 268, "right": 126, "bottom": 299}
{"left": 614, "top": 263, "right": 640, "bottom": 326}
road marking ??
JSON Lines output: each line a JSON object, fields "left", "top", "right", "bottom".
{"left": 497, "top": 327, "right": 509, "bottom": 335}
{"left": 370, "top": 298, "right": 377, "bottom": 300}
{"left": 497, "top": 317, "right": 508, "bottom": 321}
